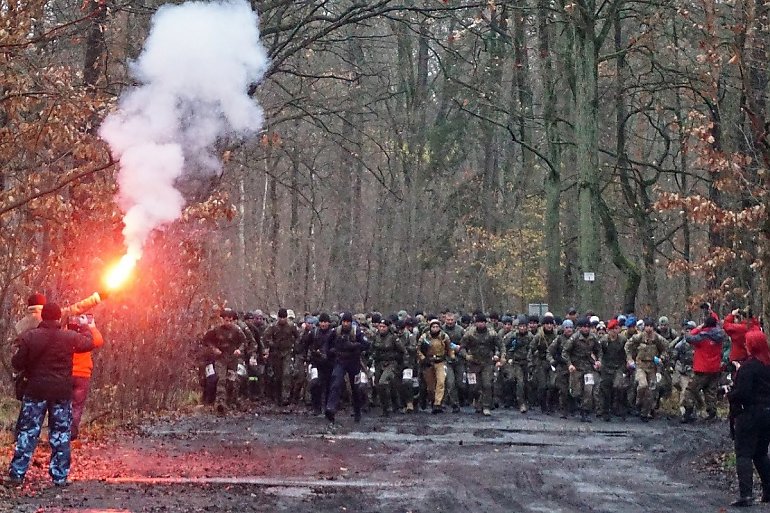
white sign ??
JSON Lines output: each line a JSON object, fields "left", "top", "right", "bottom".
{"left": 583, "top": 272, "right": 596, "bottom": 282}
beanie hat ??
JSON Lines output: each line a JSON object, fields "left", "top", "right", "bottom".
{"left": 341, "top": 312, "right": 353, "bottom": 322}
{"left": 501, "top": 315, "right": 514, "bottom": 324}
{"left": 589, "top": 315, "right": 600, "bottom": 326}
{"left": 28, "top": 293, "right": 47, "bottom": 307}
{"left": 474, "top": 312, "right": 487, "bottom": 323}
{"left": 576, "top": 317, "right": 591, "bottom": 328}
{"left": 625, "top": 315, "right": 637, "bottom": 328}
{"left": 429, "top": 318, "right": 441, "bottom": 327}
{"left": 607, "top": 319, "right": 619, "bottom": 330}
{"left": 562, "top": 319, "right": 574, "bottom": 329}
{"left": 542, "top": 315, "right": 555, "bottom": 325}
{"left": 277, "top": 308, "right": 288, "bottom": 319}
{"left": 658, "top": 316, "right": 670, "bottom": 326}
{"left": 319, "top": 312, "right": 331, "bottom": 323}
{"left": 41, "top": 303, "right": 61, "bottom": 321}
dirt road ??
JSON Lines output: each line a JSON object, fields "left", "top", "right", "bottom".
{"left": 2, "top": 407, "right": 732, "bottom": 512}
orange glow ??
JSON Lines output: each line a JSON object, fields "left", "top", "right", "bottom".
{"left": 103, "top": 253, "right": 138, "bottom": 291}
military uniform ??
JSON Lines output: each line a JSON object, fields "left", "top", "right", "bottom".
{"left": 371, "top": 329, "right": 406, "bottom": 415}
{"left": 625, "top": 331, "right": 668, "bottom": 419}
{"left": 442, "top": 323, "right": 466, "bottom": 410}
{"left": 599, "top": 333, "right": 629, "bottom": 418}
{"left": 562, "top": 331, "right": 602, "bottom": 420}
{"left": 301, "top": 325, "right": 335, "bottom": 414}
{"left": 460, "top": 325, "right": 503, "bottom": 413}
{"left": 528, "top": 325, "right": 557, "bottom": 412}
{"left": 670, "top": 335, "right": 702, "bottom": 412}
{"left": 502, "top": 328, "right": 532, "bottom": 411}
{"left": 419, "top": 328, "right": 452, "bottom": 411}
{"left": 200, "top": 323, "right": 248, "bottom": 405}
{"left": 263, "top": 320, "right": 300, "bottom": 406}
{"left": 547, "top": 333, "right": 571, "bottom": 417}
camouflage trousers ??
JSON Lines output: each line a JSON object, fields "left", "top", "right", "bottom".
{"left": 9, "top": 398, "right": 72, "bottom": 484}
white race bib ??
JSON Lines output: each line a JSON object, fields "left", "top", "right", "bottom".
{"left": 467, "top": 373, "right": 477, "bottom": 385}
{"left": 355, "top": 372, "right": 368, "bottom": 385}
{"left": 204, "top": 364, "right": 215, "bottom": 378}
{"left": 656, "top": 372, "right": 663, "bottom": 383}
{"left": 249, "top": 355, "right": 258, "bottom": 367}
{"left": 584, "top": 373, "right": 595, "bottom": 386}
{"left": 236, "top": 363, "right": 248, "bottom": 377}
{"left": 309, "top": 367, "right": 319, "bottom": 381}
{"left": 402, "top": 368, "right": 413, "bottom": 381}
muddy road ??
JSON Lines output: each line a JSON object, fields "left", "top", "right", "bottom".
{"left": 2, "top": 407, "right": 732, "bottom": 512}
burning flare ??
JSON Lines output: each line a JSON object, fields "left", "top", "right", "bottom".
{"left": 103, "top": 251, "right": 140, "bottom": 291}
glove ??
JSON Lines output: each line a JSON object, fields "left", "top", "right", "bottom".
{"left": 97, "top": 289, "right": 110, "bottom": 301}
{"left": 653, "top": 356, "right": 661, "bottom": 366}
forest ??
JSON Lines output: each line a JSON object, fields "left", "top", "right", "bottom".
{"left": 0, "top": 0, "right": 768, "bottom": 413}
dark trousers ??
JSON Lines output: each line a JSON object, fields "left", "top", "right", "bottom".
{"left": 326, "top": 360, "right": 362, "bottom": 415}
{"left": 734, "top": 407, "right": 770, "bottom": 499}
{"left": 309, "top": 362, "right": 333, "bottom": 413}
{"left": 71, "top": 377, "right": 91, "bottom": 440}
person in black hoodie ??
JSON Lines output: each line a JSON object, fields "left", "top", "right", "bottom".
{"left": 728, "top": 329, "right": 770, "bottom": 507}
{"left": 6, "top": 302, "right": 100, "bottom": 487}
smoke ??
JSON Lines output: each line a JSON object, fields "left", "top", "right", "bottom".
{"left": 99, "top": 0, "right": 268, "bottom": 260}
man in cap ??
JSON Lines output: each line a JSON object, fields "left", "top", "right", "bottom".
{"left": 263, "top": 308, "right": 300, "bottom": 406}
{"left": 8, "top": 303, "right": 101, "bottom": 486}
{"left": 419, "top": 319, "right": 453, "bottom": 413}
{"left": 502, "top": 315, "right": 533, "bottom": 412}
{"left": 300, "top": 313, "right": 335, "bottom": 415}
{"left": 371, "top": 319, "right": 406, "bottom": 416}
{"left": 459, "top": 312, "right": 503, "bottom": 416}
{"left": 681, "top": 316, "right": 727, "bottom": 422}
{"left": 529, "top": 314, "right": 558, "bottom": 413}
{"left": 562, "top": 317, "right": 602, "bottom": 422}
{"left": 325, "top": 312, "right": 370, "bottom": 423}
{"left": 625, "top": 318, "right": 669, "bottom": 421}
{"left": 547, "top": 319, "right": 574, "bottom": 418}
{"left": 598, "top": 319, "right": 629, "bottom": 420}
{"left": 200, "top": 308, "right": 249, "bottom": 408}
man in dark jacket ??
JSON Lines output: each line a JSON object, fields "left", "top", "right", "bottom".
{"left": 300, "top": 312, "right": 336, "bottom": 415}
{"left": 325, "top": 312, "right": 370, "bottom": 423}
{"left": 7, "top": 303, "right": 100, "bottom": 486}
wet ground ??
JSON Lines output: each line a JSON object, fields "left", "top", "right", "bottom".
{"left": 1, "top": 406, "right": 733, "bottom": 512}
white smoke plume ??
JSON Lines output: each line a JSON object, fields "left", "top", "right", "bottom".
{"left": 99, "top": 0, "right": 268, "bottom": 263}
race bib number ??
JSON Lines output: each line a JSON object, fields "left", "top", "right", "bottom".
{"left": 308, "top": 367, "right": 319, "bottom": 381}
{"left": 467, "top": 373, "right": 477, "bottom": 385}
{"left": 236, "top": 363, "right": 248, "bottom": 377}
{"left": 656, "top": 372, "right": 663, "bottom": 383}
{"left": 249, "top": 355, "right": 258, "bottom": 367}
{"left": 402, "top": 369, "right": 413, "bottom": 381}
{"left": 355, "top": 372, "right": 368, "bottom": 385}
{"left": 204, "top": 364, "right": 215, "bottom": 378}
{"left": 584, "top": 373, "right": 595, "bottom": 386}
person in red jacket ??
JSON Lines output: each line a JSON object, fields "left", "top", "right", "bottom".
{"left": 69, "top": 315, "right": 105, "bottom": 441}
{"left": 681, "top": 316, "right": 727, "bottom": 423}
{"left": 724, "top": 309, "right": 761, "bottom": 365}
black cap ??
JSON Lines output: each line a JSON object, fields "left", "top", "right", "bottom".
{"left": 542, "top": 315, "right": 555, "bottom": 325}
{"left": 319, "top": 312, "right": 331, "bottom": 323}
{"left": 576, "top": 317, "right": 591, "bottom": 328}
{"left": 341, "top": 312, "right": 353, "bottom": 322}
{"left": 568, "top": 307, "right": 578, "bottom": 315}
{"left": 277, "top": 308, "right": 288, "bottom": 319}
{"left": 489, "top": 311, "right": 500, "bottom": 321}
{"left": 370, "top": 313, "right": 382, "bottom": 325}
{"left": 528, "top": 315, "right": 540, "bottom": 323}
{"left": 474, "top": 312, "right": 487, "bottom": 323}
{"left": 41, "top": 303, "right": 61, "bottom": 321}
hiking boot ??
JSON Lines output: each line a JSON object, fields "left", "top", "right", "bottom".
{"left": 730, "top": 496, "right": 754, "bottom": 507}
{"left": 432, "top": 405, "right": 444, "bottom": 414}
{"left": 482, "top": 408, "right": 491, "bottom": 416}
{"left": 452, "top": 405, "right": 461, "bottom": 413}
{"left": 324, "top": 410, "right": 335, "bottom": 423}
{"left": 519, "top": 405, "right": 528, "bottom": 414}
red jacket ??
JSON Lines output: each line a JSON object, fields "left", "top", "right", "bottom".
{"left": 723, "top": 314, "right": 761, "bottom": 362}
{"left": 687, "top": 326, "right": 727, "bottom": 373}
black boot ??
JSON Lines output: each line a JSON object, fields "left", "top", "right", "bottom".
{"left": 730, "top": 497, "right": 754, "bottom": 507}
